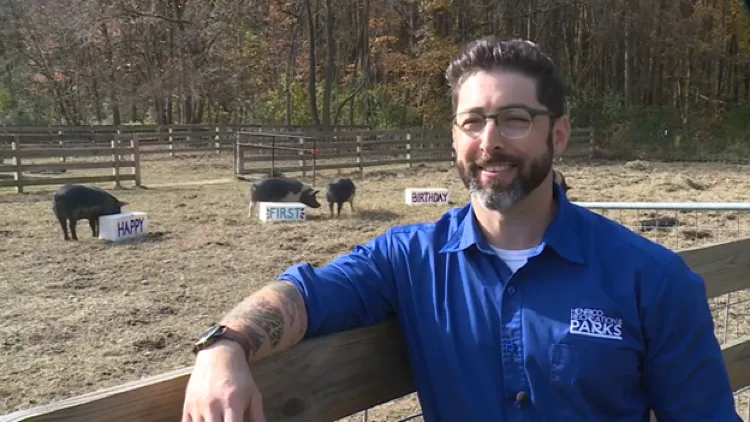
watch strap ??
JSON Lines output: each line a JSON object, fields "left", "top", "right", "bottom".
{"left": 193, "top": 325, "right": 252, "bottom": 357}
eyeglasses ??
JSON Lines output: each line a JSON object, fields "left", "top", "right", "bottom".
{"left": 452, "top": 105, "right": 556, "bottom": 139}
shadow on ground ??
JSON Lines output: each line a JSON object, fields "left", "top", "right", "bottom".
{"left": 353, "top": 208, "right": 401, "bottom": 221}
{"left": 102, "top": 231, "right": 170, "bottom": 246}
{"left": 305, "top": 208, "right": 400, "bottom": 222}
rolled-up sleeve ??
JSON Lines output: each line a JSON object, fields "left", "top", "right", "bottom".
{"left": 277, "top": 230, "right": 397, "bottom": 338}
{"left": 641, "top": 257, "right": 740, "bottom": 421}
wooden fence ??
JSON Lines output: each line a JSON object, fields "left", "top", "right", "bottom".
{"left": 0, "top": 124, "right": 370, "bottom": 133}
{"left": 0, "top": 126, "right": 235, "bottom": 158}
{"left": 234, "top": 127, "right": 595, "bottom": 179}
{"left": 0, "top": 124, "right": 372, "bottom": 191}
{"left": 0, "top": 136, "right": 142, "bottom": 193}
{"left": 0, "top": 124, "right": 370, "bottom": 158}
{"left": 0, "top": 125, "right": 595, "bottom": 191}
{"left": 3, "top": 237, "right": 749, "bottom": 422}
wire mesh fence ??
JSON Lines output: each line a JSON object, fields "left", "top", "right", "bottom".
{"left": 337, "top": 202, "right": 750, "bottom": 422}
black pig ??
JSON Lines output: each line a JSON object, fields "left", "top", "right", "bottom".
{"left": 248, "top": 177, "right": 321, "bottom": 218}
{"left": 52, "top": 184, "right": 127, "bottom": 241}
{"left": 326, "top": 177, "right": 356, "bottom": 218}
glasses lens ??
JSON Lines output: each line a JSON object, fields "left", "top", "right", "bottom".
{"left": 497, "top": 108, "right": 533, "bottom": 138}
{"left": 455, "top": 108, "right": 534, "bottom": 139}
{"left": 455, "top": 112, "right": 486, "bottom": 136}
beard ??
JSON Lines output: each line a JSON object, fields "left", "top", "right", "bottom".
{"left": 457, "top": 132, "right": 554, "bottom": 212}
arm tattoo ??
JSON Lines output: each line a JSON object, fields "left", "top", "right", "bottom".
{"left": 266, "top": 281, "right": 305, "bottom": 327}
{"left": 243, "top": 296, "right": 285, "bottom": 347}
{"left": 245, "top": 327, "right": 264, "bottom": 354}
{"left": 221, "top": 281, "right": 306, "bottom": 357}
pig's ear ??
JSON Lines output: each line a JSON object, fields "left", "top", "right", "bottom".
{"left": 313, "top": 189, "right": 319, "bottom": 196}
{"left": 118, "top": 201, "right": 128, "bottom": 206}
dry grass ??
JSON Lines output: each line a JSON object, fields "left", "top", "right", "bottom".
{"left": 2, "top": 153, "right": 750, "bottom": 420}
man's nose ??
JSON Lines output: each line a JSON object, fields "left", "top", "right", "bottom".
{"left": 479, "top": 120, "right": 505, "bottom": 152}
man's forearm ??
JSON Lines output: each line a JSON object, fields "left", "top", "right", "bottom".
{"left": 219, "top": 280, "right": 308, "bottom": 362}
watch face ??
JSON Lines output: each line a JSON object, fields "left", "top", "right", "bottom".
{"left": 196, "top": 324, "right": 224, "bottom": 346}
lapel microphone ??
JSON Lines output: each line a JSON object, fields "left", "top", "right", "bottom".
{"left": 515, "top": 391, "right": 530, "bottom": 421}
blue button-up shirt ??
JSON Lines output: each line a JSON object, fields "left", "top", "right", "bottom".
{"left": 279, "top": 183, "right": 739, "bottom": 421}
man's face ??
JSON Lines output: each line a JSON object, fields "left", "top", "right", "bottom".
{"left": 451, "top": 69, "right": 568, "bottom": 211}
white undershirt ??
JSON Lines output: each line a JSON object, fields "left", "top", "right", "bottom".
{"left": 489, "top": 242, "right": 546, "bottom": 273}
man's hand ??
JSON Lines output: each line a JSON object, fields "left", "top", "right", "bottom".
{"left": 181, "top": 341, "right": 267, "bottom": 422}
{"left": 182, "top": 281, "right": 309, "bottom": 422}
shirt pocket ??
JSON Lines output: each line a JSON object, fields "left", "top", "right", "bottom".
{"left": 548, "top": 342, "right": 642, "bottom": 418}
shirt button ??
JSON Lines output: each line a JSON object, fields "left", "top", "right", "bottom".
{"left": 515, "top": 391, "right": 530, "bottom": 409}
{"left": 507, "top": 286, "right": 516, "bottom": 295}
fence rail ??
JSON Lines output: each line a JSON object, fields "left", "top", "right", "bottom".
{"left": 576, "top": 202, "right": 750, "bottom": 210}
{"left": 0, "top": 124, "right": 370, "bottom": 133}
{"left": 0, "top": 125, "right": 595, "bottom": 190}
{"left": 0, "top": 124, "right": 371, "bottom": 158}
{"left": 0, "top": 136, "right": 142, "bottom": 192}
{"left": 234, "top": 127, "right": 596, "bottom": 179}
{"left": 3, "top": 235, "right": 749, "bottom": 422}
{"left": 0, "top": 127, "right": 235, "bottom": 158}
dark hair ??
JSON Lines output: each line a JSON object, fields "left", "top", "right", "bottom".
{"left": 445, "top": 36, "right": 566, "bottom": 116}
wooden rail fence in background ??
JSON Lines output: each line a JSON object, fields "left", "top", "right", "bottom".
{"left": 0, "top": 136, "right": 142, "bottom": 193}
{"left": 0, "top": 124, "right": 371, "bottom": 158}
{"left": 3, "top": 237, "right": 748, "bottom": 422}
{"left": 0, "top": 125, "right": 595, "bottom": 191}
{"left": 0, "top": 126, "right": 235, "bottom": 158}
{"left": 0, "top": 124, "right": 371, "bottom": 191}
{"left": 234, "top": 127, "right": 596, "bottom": 179}
{"left": 0, "top": 124, "right": 370, "bottom": 134}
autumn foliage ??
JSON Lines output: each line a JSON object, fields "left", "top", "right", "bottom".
{"left": 1, "top": 0, "right": 750, "bottom": 160}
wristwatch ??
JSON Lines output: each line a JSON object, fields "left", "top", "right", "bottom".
{"left": 192, "top": 324, "right": 251, "bottom": 356}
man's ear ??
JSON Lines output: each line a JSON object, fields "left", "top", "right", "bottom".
{"left": 552, "top": 115, "right": 570, "bottom": 159}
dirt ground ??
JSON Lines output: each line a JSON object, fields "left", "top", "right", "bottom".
{"left": 2, "top": 153, "right": 750, "bottom": 420}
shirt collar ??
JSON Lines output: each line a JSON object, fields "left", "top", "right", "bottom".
{"left": 438, "top": 182, "right": 586, "bottom": 264}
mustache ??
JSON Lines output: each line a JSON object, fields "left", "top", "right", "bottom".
{"left": 472, "top": 153, "right": 523, "bottom": 168}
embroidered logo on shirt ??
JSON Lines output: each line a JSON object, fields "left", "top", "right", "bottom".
{"left": 569, "top": 308, "right": 623, "bottom": 340}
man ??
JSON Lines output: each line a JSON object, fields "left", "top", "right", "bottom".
{"left": 182, "top": 37, "right": 739, "bottom": 421}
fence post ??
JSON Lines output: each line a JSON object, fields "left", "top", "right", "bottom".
{"left": 238, "top": 133, "right": 246, "bottom": 177}
{"left": 186, "top": 125, "right": 192, "bottom": 147}
{"left": 215, "top": 126, "right": 221, "bottom": 154}
{"left": 356, "top": 135, "right": 363, "bottom": 175}
{"left": 299, "top": 137, "right": 306, "bottom": 177}
{"left": 131, "top": 138, "right": 142, "bottom": 187}
{"left": 234, "top": 133, "right": 239, "bottom": 177}
{"left": 169, "top": 127, "right": 174, "bottom": 157}
{"left": 156, "top": 125, "right": 163, "bottom": 154}
{"left": 312, "top": 137, "right": 317, "bottom": 187}
{"left": 271, "top": 136, "right": 276, "bottom": 177}
{"left": 406, "top": 133, "right": 412, "bottom": 168}
{"left": 12, "top": 135, "right": 23, "bottom": 194}
{"left": 111, "top": 138, "right": 121, "bottom": 188}
{"left": 57, "top": 129, "right": 66, "bottom": 163}
{"left": 588, "top": 127, "right": 595, "bottom": 159}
